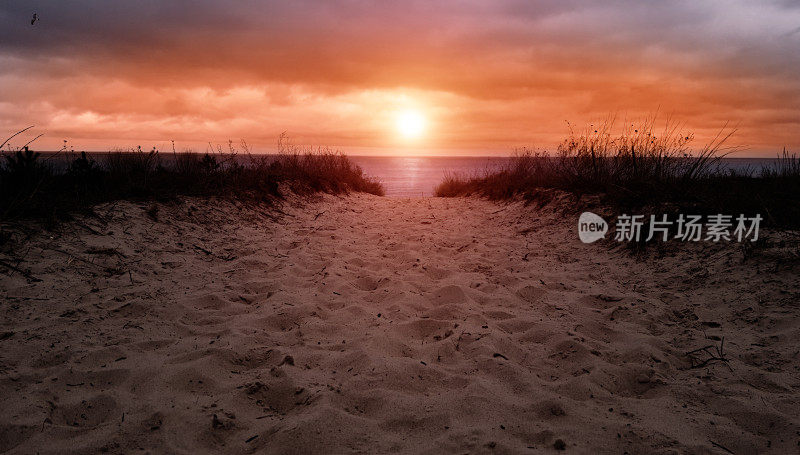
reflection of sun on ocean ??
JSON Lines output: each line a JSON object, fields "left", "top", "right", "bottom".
{"left": 395, "top": 109, "right": 425, "bottom": 140}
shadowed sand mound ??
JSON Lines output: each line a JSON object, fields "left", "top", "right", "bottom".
{"left": 1, "top": 194, "right": 799, "bottom": 454}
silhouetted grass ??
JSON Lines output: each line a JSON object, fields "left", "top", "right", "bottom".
{"left": 436, "top": 119, "right": 800, "bottom": 227}
{"left": 0, "top": 133, "right": 384, "bottom": 224}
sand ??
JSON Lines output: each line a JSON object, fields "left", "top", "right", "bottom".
{"left": 1, "top": 193, "right": 799, "bottom": 454}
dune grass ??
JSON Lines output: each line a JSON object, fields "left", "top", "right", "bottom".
{"left": 0, "top": 133, "right": 384, "bottom": 224}
{"left": 436, "top": 119, "right": 800, "bottom": 227}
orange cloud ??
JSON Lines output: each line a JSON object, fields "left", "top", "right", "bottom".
{"left": 0, "top": 1, "right": 798, "bottom": 155}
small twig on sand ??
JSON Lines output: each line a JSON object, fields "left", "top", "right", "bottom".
{"left": 686, "top": 337, "right": 729, "bottom": 369}
{"left": 0, "top": 258, "right": 41, "bottom": 282}
{"left": 86, "top": 247, "right": 126, "bottom": 258}
{"left": 193, "top": 244, "right": 236, "bottom": 261}
{"left": 47, "top": 247, "right": 90, "bottom": 265}
{"left": 710, "top": 440, "right": 735, "bottom": 454}
{"left": 76, "top": 221, "right": 104, "bottom": 236}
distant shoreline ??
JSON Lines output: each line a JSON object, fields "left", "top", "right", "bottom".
{"left": 26, "top": 151, "right": 794, "bottom": 160}
{"left": 27, "top": 152, "right": 793, "bottom": 197}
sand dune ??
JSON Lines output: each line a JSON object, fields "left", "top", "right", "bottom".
{"left": 1, "top": 194, "right": 799, "bottom": 454}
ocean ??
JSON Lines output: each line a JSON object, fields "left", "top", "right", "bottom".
{"left": 350, "top": 156, "right": 512, "bottom": 197}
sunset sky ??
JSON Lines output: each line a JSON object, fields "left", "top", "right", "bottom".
{"left": 1, "top": 1, "right": 799, "bottom": 156}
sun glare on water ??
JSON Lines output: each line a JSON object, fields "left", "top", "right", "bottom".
{"left": 395, "top": 110, "right": 426, "bottom": 140}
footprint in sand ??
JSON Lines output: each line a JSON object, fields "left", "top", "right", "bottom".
{"left": 53, "top": 394, "right": 120, "bottom": 428}
{"left": 352, "top": 276, "right": 381, "bottom": 291}
{"left": 242, "top": 376, "right": 308, "bottom": 414}
{"left": 483, "top": 310, "right": 515, "bottom": 320}
{"left": 429, "top": 285, "right": 470, "bottom": 305}
{"left": 423, "top": 266, "right": 451, "bottom": 280}
{"left": 0, "top": 424, "right": 36, "bottom": 453}
{"left": 534, "top": 399, "right": 567, "bottom": 419}
{"left": 516, "top": 285, "right": 548, "bottom": 303}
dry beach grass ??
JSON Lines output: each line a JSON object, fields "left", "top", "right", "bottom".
{"left": 436, "top": 120, "right": 800, "bottom": 229}
{"left": 0, "top": 133, "right": 383, "bottom": 224}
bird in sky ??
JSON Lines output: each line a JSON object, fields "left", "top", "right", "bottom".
{"left": 31, "top": 13, "right": 39, "bottom": 25}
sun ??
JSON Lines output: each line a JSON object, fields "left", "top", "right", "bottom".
{"left": 395, "top": 110, "right": 426, "bottom": 139}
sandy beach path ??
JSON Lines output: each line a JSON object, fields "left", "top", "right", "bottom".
{"left": 1, "top": 194, "right": 798, "bottom": 454}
